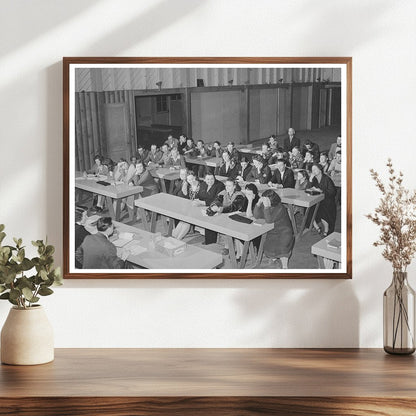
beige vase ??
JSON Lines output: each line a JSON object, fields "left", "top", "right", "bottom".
{"left": 1, "top": 305, "right": 54, "bottom": 365}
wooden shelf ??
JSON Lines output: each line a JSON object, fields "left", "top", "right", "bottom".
{"left": 1, "top": 348, "right": 415, "bottom": 415}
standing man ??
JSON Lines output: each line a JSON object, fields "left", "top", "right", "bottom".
{"left": 283, "top": 128, "right": 301, "bottom": 153}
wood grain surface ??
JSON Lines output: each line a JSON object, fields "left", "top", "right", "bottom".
{"left": 1, "top": 348, "right": 415, "bottom": 415}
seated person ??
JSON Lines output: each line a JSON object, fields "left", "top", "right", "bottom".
{"left": 328, "top": 150, "right": 342, "bottom": 204}
{"left": 126, "top": 162, "right": 159, "bottom": 218}
{"left": 194, "top": 140, "right": 211, "bottom": 177}
{"left": 145, "top": 144, "right": 162, "bottom": 166}
{"left": 268, "top": 147, "right": 289, "bottom": 166}
{"left": 301, "top": 139, "right": 320, "bottom": 162}
{"left": 159, "top": 144, "right": 171, "bottom": 166}
{"left": 196, "top": 172, "right": 225, "bottom": 245}
{"left": 114, "top": 159, "right": 130, "bottom": 182}
{"left": 165, "top": 147, "right": 186, "bottom": 169}
{"left": 268, "top": 134, "right": 279, "bottom": 152}
{"left": 295, "top": 169, "right": 309, "bottom": 191}
{"left": 75, "top": 217, "right": 128, "bottom": 269}
{"left": 210, "top": 179, "right": 247, "bottom": 258}
{"left": 236, "top": 157, "right": 251, "bottom": 181}
{"left": 226, "top": 141, "right": 240, "bottom": 161}
{"left": 307, "top": 163, "right": 337, "bottom": 236}
{"left": 260, "top": 143, "right": 273, "bottom": 163}
{"left": 218, "top": 151, "right": 239, "bottom": 179}
{"left": 178, "top": 134, "right": 188, "bottom": 155}
{"left": 197, "top": 172, "right": 225, "bottom": 206}
{"left": 303, "top": 151, "right": 315, "bottom": 174}
{"left": 289, "top": 146, "right": 304, "bottom": 169}
{"left": 87, "top": 155, "right": 108, "bottom": 176}
{"left": 74, "top": 206, "right": 90, "bottom": 268}
{"left": 165, "top": 134, "right": 178, "bottom": 150}
{"left": 172, "top": 168, "right": 189, "bottom": 197}
{"left": 253, "top": 190, "right": 295, "bottom": 269}
{"left": 209, "top": 141, "right": 223, "bottom": 158}
{"left": 136, "top": 145, "right": 148, "bottom": 163}
{"left": 86, "top": 155, "right": 109, "bottom": 213}
{"left": 126, "top": 157, "right": 138, "bottom": 183}
{"left": 172, "top": 172, "right": 201, "bottom": 240}
{"left": 129, "top": 162, "right": 159, "bottom": 197}
{"left": 283, "top": 127, "right": 301, "bottom": 153}
{"left": 246, "top": 155, "right": 272, "bottom": 184}
{"left": 328, "top": 136, "right": 341, "bottom": 161}
{"left": 319, "top": 152, "right": 330, "bottom": 174}
{"left": 183, "top": 137, "right": 196, "bottom": 156}
{"left": 269, "top": 159, "right": 295, "bottom": 189}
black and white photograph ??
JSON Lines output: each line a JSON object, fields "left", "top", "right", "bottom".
{"left": 64, "top": 58, "right": 351, "bottom": 278}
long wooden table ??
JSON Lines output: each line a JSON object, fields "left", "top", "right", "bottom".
{"left": 149, "top": 167, "right": 180, "bottom": 193}
{"left": 311, "top": 231, "right": 341, "bottom": 268}
{"left": 135, "top": 193, "right": 274, "bottom": 269}
{"left": 216, "top": 176, "right": 324, "bottom": 239}
{"left": 113, "top": 221, "right": 223, "bottom": 269}
{"left": 75, "top": 174, "right": 143, "bottom": 220}
{"left": 185, "top": 155, "right": 223, "bottom": 168}
{"left": 1, "top": 348, "right": 415, "bottom": 415}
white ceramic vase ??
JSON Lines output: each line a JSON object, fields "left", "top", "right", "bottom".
{"left": 1, "top": 305, "right": 54, "bottom": 365}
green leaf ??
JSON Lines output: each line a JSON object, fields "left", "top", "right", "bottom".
{"left": 45, "top": 245, "right": 55, "bottom": 256}
{"left": 39, "top": 269, "right": 48, "bottom": 281}
{"left": 20, "top": 258, "right": 33, "bottom": 271}
{"left": 0, "top": 286, "right": 7, "bottom": 294}
{"left": 32, "top": 240, "right": 43, "bottom": 247}
{"left": 0, "top": 292, "right": 9, "bottom": 299}
{"left": 0, "top": 232, "right": 6, "bottom": 244}
{"left": 17, "top": 248, "right": 25, "bottom": 263}
{"left": 0, "top": 224, "right": 5, "bottom": 232}
{"left": 13, "top": 237, "right": 22, "bottom": 248}
{"left": 38, "top": 287, "right": 53, "bottom": 296}
{"left": 9, "top": 288, "right": 21, "bottom": 301}
{"left": 22, "top": 287, "right": 34, "bottom": 301}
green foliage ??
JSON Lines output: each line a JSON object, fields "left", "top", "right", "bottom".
{"left": 0, "top": 225, "right": 62, "bottom": 309}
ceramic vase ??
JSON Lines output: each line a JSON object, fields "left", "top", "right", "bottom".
{"left": 1, "top": 305, "right": 54, "bottom": 365}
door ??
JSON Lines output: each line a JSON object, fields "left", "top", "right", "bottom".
{"left": 104, "top": 103, "right": 129, "bottom": 161}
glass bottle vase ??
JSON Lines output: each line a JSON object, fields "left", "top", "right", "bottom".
{"left": 383, "top": 271, "right": 416, "bottom": 355}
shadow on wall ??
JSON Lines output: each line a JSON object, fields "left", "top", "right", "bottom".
{"left": 45, "top": 0, "right": 205, "bottom": 263}
{"left": 293, "top": 0, "right": 394, "bottom": 52}
{"left": 0, "top": 0, "right": 102, "bottom": 56}
{"left": 232, "top": 280, "right": 359, "bottom": 348}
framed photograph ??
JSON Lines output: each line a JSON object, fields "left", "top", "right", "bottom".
{"left": 63, "top": 57, "right": 352, "bottom": 279}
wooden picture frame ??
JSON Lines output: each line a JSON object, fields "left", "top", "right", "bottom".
{"left": 63, "top": 57, "right": 352, "bottom": 279}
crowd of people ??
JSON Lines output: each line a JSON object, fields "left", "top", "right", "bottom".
{"left": 75, "top": 128, "right": 342, "bottom": 269}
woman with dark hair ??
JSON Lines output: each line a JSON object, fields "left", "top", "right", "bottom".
{"left": 253, "top": 189, "right": 294, "bottom": 269}
{"left": 307, "top": 163, "right": 337, "bottom": 236}
{"left": 236, "top": 157, "right": 251, "bottom": 182}
{"left": 246, "top": 155, "right": 272, "bottom": 184}
{"left": 172, "top": 171, "right": 201, "bottom": 240}
{"left": 295, "top": 169, "right": 309, "bottom": 191}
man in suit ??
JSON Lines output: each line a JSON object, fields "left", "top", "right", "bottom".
{"left": 75, "top": 217, "right": 128, "bottom": 269}
{"left": 269, "top": 159, "right": 295, "bottom": 189}
{"left": 283, "top": 128, "right": 301, "bottom": 152}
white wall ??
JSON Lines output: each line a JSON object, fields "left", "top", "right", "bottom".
{"left": 0, "top": 0, "right": 415, "bottom": 348}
